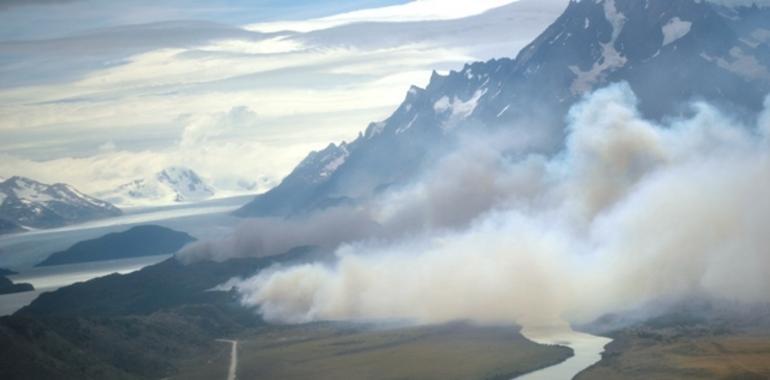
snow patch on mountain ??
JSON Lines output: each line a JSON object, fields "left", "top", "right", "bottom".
{"left": 365, "top": 121, "right": 387, "bottom": 139}
{"left": 742, "top": 29, "right": 770, "bottom": 48}
{"left": 395, "top": 114, "right": 419, "bottom": 134}
{"left": 569, "top": 0, "right": 628, "bottom": 94}
{"left": 296, "top": 143, "right": 351, "bottom": 183}
{"left": 662, "top": 17, "right": 692, "bottom": 46}
{"left": 720, "top": 47, "right": 770, "bottom": 79}
{"left": 320, "top": 145, "right": 349, "bottom": 179}
{"left": 434, "top": 89, "right": 487, "bottom": 131}
{"left": 702, "top": 47, "right": 770, "bottom": 80}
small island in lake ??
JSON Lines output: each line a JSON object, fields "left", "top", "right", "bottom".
{"left": 0, "top": 275, "right": 34, "bottom": 295}
{"left": 36, "top": 225, "right": 196, "bottom": 267}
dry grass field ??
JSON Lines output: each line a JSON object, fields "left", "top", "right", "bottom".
{"left": 577, "top": 330, "right": 770, "bottom": 380}
{"left": 174, "top": 322, "right": 572, "bottom": 380}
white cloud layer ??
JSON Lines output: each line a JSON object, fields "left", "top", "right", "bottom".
{"left": 246, "top": 0, "right": 520, "bottom": 33}
{"left": 0, "top": 1, "right": 565, "bottom": 197}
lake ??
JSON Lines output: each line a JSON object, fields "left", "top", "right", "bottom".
{"left": 0, "top": 254, "right": 171, "bottom": 316}
{"left": 0, "top": 194, "right": 254, "bottom": 315}
{"left": 0, "top": 194, "right": 252, "bottom": 269}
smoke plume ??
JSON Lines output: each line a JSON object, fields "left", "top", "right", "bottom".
{"left": 182, "top": 83, "right": 770, "bottom": 327}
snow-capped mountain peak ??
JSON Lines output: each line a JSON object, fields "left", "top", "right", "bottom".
{"left": 100, "top": 166, "right": 215, "bottom": 207}
{"left": 295, "top": 143, "right": 350, "bottom": 184}
{"left": 0, "top": 176, "right": 121, "bottom": 232}
{"left": 155, "top": 166, "right": 214, "bottom": 202}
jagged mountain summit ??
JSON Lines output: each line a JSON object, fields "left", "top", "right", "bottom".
{"left": 0, "top": 176, "right": 122, "bottom": 232}
{"left": 236, "top": 0, "right": 770, "bottom": 218}
{"left": 100, "top": 166, "right": 215, "bottom": 207}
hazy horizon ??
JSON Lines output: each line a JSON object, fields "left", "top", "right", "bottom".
{"left": 0, "top": 0, "right": 566, "bottom": 196}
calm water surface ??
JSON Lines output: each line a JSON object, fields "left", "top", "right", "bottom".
{"left": 516, "top": 323, "right": 612, "bottom": 380}
{"left": 0, "top": 254, "right": 171, "bottom": 316}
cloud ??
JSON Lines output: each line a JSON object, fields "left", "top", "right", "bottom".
{"left": 0, "top": 0, "right": 565, "bottom": 196}
{"left": 0, "top": 136, "right": 296, "bottom": 198}
{"left": 0, "top": 0, "right": 79, "bottom": 11}
{"left": 180, "top": 207, "right": 381, "bottom": 264}
{"left": 245, "top": 0, "right": 523, "bottom": 33}
{"left": 179, "top": 105, "right": 259, "bottom": 148}
{"left": 199, "top": 83, "right": 770, "bottom": 329}
{"left": 0, "top": 21, "right": 272, "bottom": 88}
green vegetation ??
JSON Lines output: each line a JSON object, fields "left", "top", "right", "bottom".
{"left": 0, "top": 304, "right": 245, "bottom": 379}
{"left": 1, "top": 247, "right": 320, "bottom": 379}
{"left": 19, "top": 246, "right": 318, "bottom": 317}
{"left": 0, "top": 275, "right": 33, "bottom": 295}
{"left": 36, "top": 225, "right": 196, "bottom": 267}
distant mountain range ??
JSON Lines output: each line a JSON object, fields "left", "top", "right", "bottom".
{"left": 0, "top": 176, "right": 121, "bottom": 234}
{"left": 97, "top": 166, "right": 216, "bottom": 207}
{"left": 236, "top": 0, "right": 770, "bottom": 217}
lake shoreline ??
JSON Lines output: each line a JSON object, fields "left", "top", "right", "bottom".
{"left": 0, "top": 254, "right": 171, "bottom": 316}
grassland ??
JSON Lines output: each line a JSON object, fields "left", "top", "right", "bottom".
{"left": 576, "top": 329, "right": 770, "bottom": 380}
{"left": 167, "top": 340, "right": 233, "bottom": 380}
{"left": 175, "top": 322, "right": 573, "bottom": 380}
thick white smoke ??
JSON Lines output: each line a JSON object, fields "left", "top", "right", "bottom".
{"left": 193, "top": 83, "right": 770, "bottom": 327}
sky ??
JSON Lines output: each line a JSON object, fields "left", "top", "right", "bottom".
{"left": 0, "top": 0, "right": 566, "bottom": 198}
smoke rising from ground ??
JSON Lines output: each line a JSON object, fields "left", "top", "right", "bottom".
{"left": 182, "top": 83, "right": 770, "bottom": 327}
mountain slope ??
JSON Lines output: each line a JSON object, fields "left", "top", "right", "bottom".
{"left": 0, "top": 177, "right": 121, "bottom": 231}
{"left": 99, "top": 167, "right": 215, "bottom": 207}
{"left": 0, "top": 218, "right": 22, "bottom": 235}
{"left": 236, "top": 0, "right": 770, "bottom": 218}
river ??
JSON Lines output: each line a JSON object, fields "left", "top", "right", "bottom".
{"left": 516, "top": 323, "right": 611, "bottom": 380}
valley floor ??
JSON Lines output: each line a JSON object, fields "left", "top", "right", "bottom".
{"left": 576, "top": 329, "right": 770, "bottom": 380}
{"left": 172, "top": 322, "right": 572, "bottom": 380}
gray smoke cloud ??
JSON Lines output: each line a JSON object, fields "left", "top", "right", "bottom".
{"left": 179, "top": 130, "right": 552, "bottom": 263}
{"left": 179, "top": 207, "right": 381, "bottom": 263}
{"left": 183, "top": 83, "right": 770, "bottom": 328}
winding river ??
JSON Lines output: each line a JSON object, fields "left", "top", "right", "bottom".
{"left": 516, "top": 323, "right": 611, "bottom": 380}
